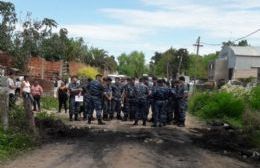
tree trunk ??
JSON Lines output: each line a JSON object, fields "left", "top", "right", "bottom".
{"left": 23, "top": 94, "right": 35, "bottom": 132}
{"left": 0, "top": 77, "right": 9, "bottom": 131}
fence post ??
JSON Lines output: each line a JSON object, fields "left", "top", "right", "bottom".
{"left": 0, "top": 76, "right": 9, "bottom": 131}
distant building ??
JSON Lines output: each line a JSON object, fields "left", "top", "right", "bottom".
{"left": 209, "top": 46, "right": 260, "bottom": 82}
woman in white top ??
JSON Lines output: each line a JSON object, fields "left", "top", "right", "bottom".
{"left": 20, "top": 75, "right": 31, "bottom": 95}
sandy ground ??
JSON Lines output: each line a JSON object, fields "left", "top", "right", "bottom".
{"left": 1, "top": 112, "right": 257, "bottom": 168}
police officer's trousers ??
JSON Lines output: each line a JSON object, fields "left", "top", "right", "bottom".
{"left": 154, "top": 100, "right": 167, "bottom": 125}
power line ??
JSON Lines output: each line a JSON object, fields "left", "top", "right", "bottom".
{"left": 200, "top": 42, "right": 221, "bottom": 46}
{"left": 200, "top": 28, "right": 260, "bottom": 46}
{"left": 233, "top": 28, "right": 260, "bottom": 42}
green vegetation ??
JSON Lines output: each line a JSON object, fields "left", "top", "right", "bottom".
{"left": 187, "top": 53, "right": 217, "bottom": 79}
{"left": 117, "top": 51, "right": 148, "bottom": 77}
{"left": 0, "top": 1, "right": 117, "bottom": 73}
{"left": 0, "top": 106, "right": 37, "bottom": 160}
{"left": 41, "top": 96, "right": 58, "bottom": 110}
{"left": 190, "top": 86, "right": 260, "bottom": 147}
{"left": 249, "top": 86, "right": 260, "bottom": 111}
{"left": 35, "top": 111, "right": 56, "bottom": 121}
{"left": 78, "top": 66, "right": 100, "bottom": 80}
{"left": 189, "top": 91, "right": 245, "bottom": 127}
{"left": 0, "top": 127, "right": 35, "bottom": 160}
{"left": 149, "top": 48, "right": 189, "bottom": 78}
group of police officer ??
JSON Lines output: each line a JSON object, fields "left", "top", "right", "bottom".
{"left": 67, "top": 74, "right": 188, "bottom": 127}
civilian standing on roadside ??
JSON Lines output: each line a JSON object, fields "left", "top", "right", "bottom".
{"left": 57, "top": 81, "right": 68, "bottom": 113}
{"left": 31, "top": 80, "right": 43, "bottom": 112}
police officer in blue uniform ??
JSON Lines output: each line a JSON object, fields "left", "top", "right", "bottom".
{"left": 112, "top": 77, "right": 123, "bottom": 120}
{"left": 152, "top": 79, "right": 169, "bottom": 127}
{"left": 103, "top": 77, "right": 113, "bottom": 120}
{"left": 122, "top": 78, "right": 136, "bottom": 121}
{"left": 68, "top": 76, "right": 82, "bottom": 121}
{"left": 143, "top": 77, "right": 152, "bottom": 122}
{"left": 81, "top": 78, "right": 92, "bottom": 121}
{"left": 176, "top": 76, "right": 188, "bottom": 127}
{"left": 88, "top": 74, "right": 105, "bottom": 125}
{"left": 133, "top": 78, "right": 149, "bottom": 126}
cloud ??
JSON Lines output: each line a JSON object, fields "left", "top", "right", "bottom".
{"left": 65, "top": 0, "right": 260, "bottom": 58}
{"left": 101, "top": 0, "right": 260, "bottom": 41}
{"left": 64, "top": 24, "right": 151, "bottom": 42}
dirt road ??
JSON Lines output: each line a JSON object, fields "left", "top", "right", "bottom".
{"left": 2, "top": 114, "right": 257, "bottom": 168}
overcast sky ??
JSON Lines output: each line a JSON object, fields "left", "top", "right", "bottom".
{"left": 7, "top": 0, "right": 260, "bottom": 61}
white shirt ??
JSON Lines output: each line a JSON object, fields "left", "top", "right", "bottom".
{"left": 7, "top": 77, "right": 15, "bottom": 94}
{"left": 22, "top": 81, "right": 31, "bottom": 93}
{"left": 16, "top": 81, "right": 21, "bottom": 88}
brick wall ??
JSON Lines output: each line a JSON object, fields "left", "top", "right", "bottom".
{"left": 0, "top": 51, "right": 14, "bottom": 67}
{"left": 28, "top": 57, "right": 63, "bottom": 80}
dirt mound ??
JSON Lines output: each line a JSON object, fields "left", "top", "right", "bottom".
{"left": 192, "top": 126, "right": 260, "bottom": 162}
{"left": 35, "top": 118, "right": 90, "bottom": 139}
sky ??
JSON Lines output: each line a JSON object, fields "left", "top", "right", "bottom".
{"left": 5, "top": 0, "right": 260, "bottom": 61}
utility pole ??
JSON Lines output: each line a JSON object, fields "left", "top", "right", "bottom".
{"left": 193, "top": 36, "right": 203, "bottom": 56}
{"left": 192, "top": 36, "right": 203, "bottom": 93}
{"left": 177, "top": 55, "right": 183, "bottom": 78}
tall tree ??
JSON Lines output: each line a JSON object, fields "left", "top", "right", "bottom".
{"left": 0, "top": 1, "right": 17, "bottom": 52}
{"left": 150, "top": 48, "right": 189, "bottom": 79}
{"left": 118, "top": 51, "right": 146, "bottom": 77}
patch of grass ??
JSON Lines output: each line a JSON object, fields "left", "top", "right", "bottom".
{"left": 9, "top": 106, "right": 28, "bottom": 131}
{"left": 189, "top": 91, "right": 245, "bottom": 128}
{"left": 0, "top": 127, "right": 36, "bottom": 160}
{"left": 249, "top": 131, "right": 260, "bottom": 148}
{"left": 35, "top": 111, "right": 56, "bottom": 121}
{"left": 249, "top": 86, "right": 260, "bottom": 111}
{"left": 41, "top": 96, "right": 58, "bottom": 110}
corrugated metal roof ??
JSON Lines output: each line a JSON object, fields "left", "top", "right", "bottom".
{"left": 230, "top": 46, "right": 260, "bottom": 56}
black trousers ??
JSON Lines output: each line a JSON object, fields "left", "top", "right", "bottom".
{"left": 33, "top": 95, "right": 41, "bottom": 111}
{"left": 59, "top": 96, "right": 68, "bottom": 112}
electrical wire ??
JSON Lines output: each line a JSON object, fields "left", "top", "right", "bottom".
{"left": 200, "top": 28, "right": 260, "bottom": 46}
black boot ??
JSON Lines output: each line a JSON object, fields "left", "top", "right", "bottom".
{"left": 69, "top": 114, "right": 73, "bottom": 121}
{"left": 98, "top": 119, "right": 105, "bottom": 125}
{"left": 103, "top": 114, "right": 108, "bottom": 121}
{"left": 122, "top": 116, "right": 127, "bottom": 121}
{"left": 117, "top": 115, "right": 122, "bottom": 120}
{"left": 177, "top": 122, "right": 185, "bottom": 127}
{"left": 142, "top": 120, "right": 146, "bottom": 126}
{"left": 109, "top": 114, "right": 114, "bottom": 120}
{"left": 133, "top": 120, "right": 138, "bottom": 126}
{"left": 88, "top": 117, "right": 91, "bottom": 124}
{"left": 74, "top": 114, "right": 79, "bottom": 121}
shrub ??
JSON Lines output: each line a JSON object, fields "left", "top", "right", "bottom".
{"left": 77, "top": 66, "right": 99, "bottom": 80}
{"left": 41, "top": 96, "right": 58, "bottom": 110}
{"left": 35, "top": 111, "right": 56, "bottom": 121}
{"left": 220, "top": 84, "right": 250, "bottom": 98}
{"left": 9, "top": 106, "right": 28, "bottom": 131}
{"left": 189, "top": 91, "right": 245, "bottom": 124}
{"left": 249, "top": 86, "right": 260, "bottom": 111}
